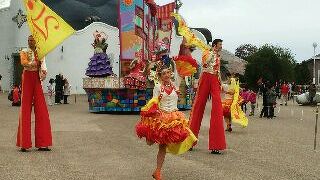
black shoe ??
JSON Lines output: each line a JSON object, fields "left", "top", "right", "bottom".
{"left": 20, "top": 148, "right": 28, "bottom": 152}
{"left": 211, "top": 150, "right": 222, "bottom": 155}
{"left": 189, "top": 147, "right": 193, "bottom": 151}
{"left": 38, "top": 147, "right": 51, "bottom": 151}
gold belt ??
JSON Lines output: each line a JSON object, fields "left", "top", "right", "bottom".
{"left": 24, "top": 67, "right": 39, "bottom": 71}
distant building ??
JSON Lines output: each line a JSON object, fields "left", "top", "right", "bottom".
{"left": 305, "top": 54, "right": 320, "bottom": 85}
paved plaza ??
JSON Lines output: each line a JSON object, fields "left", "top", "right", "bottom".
{"left": 0, "top": 93, "right": 319, "bottom": 180}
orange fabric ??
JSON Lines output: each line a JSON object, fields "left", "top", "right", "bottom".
{"left": 136, "top": 111, "right": 189, "bottom": 145}
{"left": 20, "top": 51, "right": 29, "bottom": 66}
{"left": 140, "top": 111, "right": 188, "bottom": 129}
{"left": 202, "top": 50, "right": 210, "bottom": 65}
{"left": 222, "top": 98, "right": 233, "bottom": 118}
{"left": 20, "top": 50, "right": 39, "bottom": 71}
{"left": 175, "top": 55, "right": 198, "bottom": 77}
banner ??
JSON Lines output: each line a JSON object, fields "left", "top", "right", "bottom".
{"left": 23, "top": 0, "right": 75, "bottom": 60}
{"left": 171, "top": 13, "right": 211, "bottom": 52}
{"left": 230, "top": 78, "right": 249, "bottom": 127}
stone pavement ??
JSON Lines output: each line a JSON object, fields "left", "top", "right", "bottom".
{"left": 0, "top": 93, "right": 319, "bottom": 180}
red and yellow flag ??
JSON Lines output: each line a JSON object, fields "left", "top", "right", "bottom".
{"left": 23, "top": 0, "right": 75, "bottom": 60}
{"left": 230, "top": 78, "right": 249, "bottom": 128}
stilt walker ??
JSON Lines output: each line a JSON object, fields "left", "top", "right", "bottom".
{"left": 189, "top": 39, "right": 226, "bottom": 154}
{"left": 16, "top": 35, "right": 52, "bottom": 152}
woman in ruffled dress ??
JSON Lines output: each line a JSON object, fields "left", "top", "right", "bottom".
{"left": 222, "top": 74, "right": 248, "bottom": 132}
{"left": 85, "top": 30, "right": 113, "bottom": 77}
{"left": 124, "top": 57, "right": 147, "bottom": 90}
{"left": 135, "top": 63, "right": 196, "bottom": 180}
{"left": 222, "top": 74, "right": 235, "bottom": 132}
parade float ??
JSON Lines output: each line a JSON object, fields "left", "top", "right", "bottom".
{"left": 82, "top": 0, "right": 201, "bottom": 112}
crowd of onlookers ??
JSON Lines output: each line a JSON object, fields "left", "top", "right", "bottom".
{"left": 238, "top": 80, "right": 318, "bottom": 120}
{"left": 240, "top": 88, "right": 257, "bottom": 116}
{"left": 47, "top": 74, "right": 71, "bottom": 106}
{"left": 6, "top": 73, "right": 71, "bottom": 107}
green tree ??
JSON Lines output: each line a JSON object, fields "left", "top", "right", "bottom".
{"left": 235, "top": 44, "right": 258, "bottom": 60}
{"left": 244, "top": 44, "right": 295, "bottom": 89}
{"left": 294, "top": 61, "right": 312, "bottom": 85}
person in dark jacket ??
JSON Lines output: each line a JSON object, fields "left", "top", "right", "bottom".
{"left": 55, "top": 74, "right": 63, "bottom": 104}
{"left": 308, "top": 83, "right": 316, "bottom": 105}
{"left": 266, "top": 85, "right": 276, "bottom": 119}
{"left": 0, "top": 74, "right": 2, "bottom": 92}
{"left": 259, "top": 81, "right": 268, "bottom": 118}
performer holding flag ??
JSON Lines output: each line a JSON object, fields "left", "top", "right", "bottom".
{"left": 17, "top": 0, "right": 75, "bottom": 152}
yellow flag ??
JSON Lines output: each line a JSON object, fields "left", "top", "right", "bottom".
{"left": 230, "top": 78, "right": 249, "bottom": 127}
{"left": 171, "top": 13, "right": 211, "bottom": 52}
{"left": 23, "top": 0, "right": 75, "bottom": 60}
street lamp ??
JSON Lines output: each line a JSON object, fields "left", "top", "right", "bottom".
{"left": 313, "top": 42, "right": 318, "bottom": 84}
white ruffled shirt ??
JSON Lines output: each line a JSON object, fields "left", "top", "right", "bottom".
{"left": 153, "top": 84, "right": 178, "bottom": 112}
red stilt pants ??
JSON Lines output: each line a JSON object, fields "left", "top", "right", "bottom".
{"left": 16, "top": 70, "right": 52, "bottom": 149}
{"left": 189, "top": 72, "right": 226, "bottom": 150}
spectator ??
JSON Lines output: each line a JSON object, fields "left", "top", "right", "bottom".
{"left": 259, "top": 81, "right": 268, "bottom": 118}
{"left": 248, "top": 90, "right": 257, "bottom": 116}
{"left": 266, "top": 85, "right": 276, "bottom": 119}
{"left": 0, "top": 74, "right": 2, "bottom": 92}
{"left": 55, "top": 74, "right": 63, "bottom": 104}
{"left": 63, "top": 78, "right": 71, "bottom": 104}
{"left": 280, "top": 81, "right": 289, "bottom": 106}
{"left": 297, "top": 85, "right": 302, "bottom": 95}
{"left": 288, "top": 82, "right": 292, "bottom": 100}
{"left": 12, "top": 84, "right": 21, "bottom": 106}
{"left": 275, "top": 81, "right": 281, "bottom": 99}
{"left": 47, "top": 78, "right": 55, "bottom": 106}
{"left": 240, "top": 87, "right": 249, "bottom": 114}
{"left": 308, "top": 83, "right": 316, "bottom": 105}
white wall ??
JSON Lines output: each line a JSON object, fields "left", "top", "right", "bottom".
{"left": 0, "top": 0, "right": 26, "bottom": 92}
{"left": 0, "top": 7, "right": 14, "bottom": 92}
{"left": 43, "top": 22, "right": 120, "bottom": 94}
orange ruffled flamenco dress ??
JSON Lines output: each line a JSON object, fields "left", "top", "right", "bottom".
{"left": 136, "top": 84, "right": 197, "bottom": 154}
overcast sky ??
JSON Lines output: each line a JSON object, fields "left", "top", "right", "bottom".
{"left": 156, "top": 0, "right": 320, "bottom": 62}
